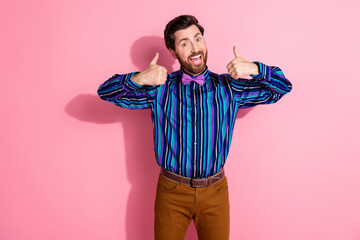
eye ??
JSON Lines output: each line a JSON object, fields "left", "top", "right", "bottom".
{"left": 182, "top": 42, "right": 189, "bottom": 47}
{"left": 196, "top": 37, "right": 202, "bottom": 42}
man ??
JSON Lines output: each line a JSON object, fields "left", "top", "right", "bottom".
{"left": 98, "top": 15, "right": 292, "bottom": 240}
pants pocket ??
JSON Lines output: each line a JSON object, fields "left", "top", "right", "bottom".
{"left": 210, "top": 176, "right": 228, "bottom": 194}
{"left": 157, "top": 174, "right": 181, "bottom": 192}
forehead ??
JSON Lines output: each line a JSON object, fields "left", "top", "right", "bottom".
{"left": 174, "top": 25, "right": 202, "bottom": 42}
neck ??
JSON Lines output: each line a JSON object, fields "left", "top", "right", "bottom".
{"left": 181, "top": 66, "right": 207, "bottom": 76}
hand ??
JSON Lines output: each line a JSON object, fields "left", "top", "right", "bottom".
{"left": 226, "top": 46, "right": 259, "bottom": 79}
{"left": 132, "top": 52, "right": 168, "bottom": 86}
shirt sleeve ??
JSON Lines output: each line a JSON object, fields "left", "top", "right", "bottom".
{"left": 229, "top": 61, "right": 292, "bottom": 109}
{"left": 97, "top": 72, "right": 160, "bottom": 110}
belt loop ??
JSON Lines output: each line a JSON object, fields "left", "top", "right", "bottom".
{"left": 180, "top": 176, "right": 184, "bottom": 184}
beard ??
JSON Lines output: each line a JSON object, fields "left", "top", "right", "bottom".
{"left": 177, "top": 50, "right": 208, "bottom": 75}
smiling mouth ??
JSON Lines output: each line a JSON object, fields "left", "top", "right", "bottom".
{"left": 189, "top": 53, "right": 203, "bottom": 65}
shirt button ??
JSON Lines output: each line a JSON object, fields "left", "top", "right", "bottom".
{"left": 194, "top": 122, "right": 197, "bottom": 125}
{"left": 194, "top": 142, "right": 197, "bottom": 145}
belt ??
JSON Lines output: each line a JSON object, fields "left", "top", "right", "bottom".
{"left": 160, "top": 168, "right": 225, "bottom": 188}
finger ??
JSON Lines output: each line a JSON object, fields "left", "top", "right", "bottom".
{"left": 226, "top": 61, "right": 235, "bottom": 71}
{"left": 161, "top": 77, "right": 167, "bottom": 84}
{"left": 150, "top": 52, "right": 159, "bottom": 65}
{"left": 160, "top": 76, "right": 167, "bottom": 85}
{"left": 233, "top": 72, "right": 240, "bottom": 79}
{"left": 160, "top": 72, "right": 167, "bottom": 82}
{"left": 226, "top": 61, "right": 232, "bottom": 70}
{"left": 228, "top": 69, "right": 236, "bottom": 78}
{"left": 230, "top": 71, "right": 239, "bottom": 79}
{"left": 233, "top": 45, "right": 241, "bottom": 58}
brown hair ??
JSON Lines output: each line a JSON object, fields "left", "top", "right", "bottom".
{"left": 164, "top": 15, "right": 204, "bottom": 50}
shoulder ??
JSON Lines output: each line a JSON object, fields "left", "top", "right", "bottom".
{"left": 168, "top": 70, "right": 181, "bottom": 81}
{"left": 208, "top": 70, "right": 232, "bottom": 85}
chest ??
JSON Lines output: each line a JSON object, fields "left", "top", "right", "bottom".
{"left": 154, "top": 82, "right": 235, "bottom": 122}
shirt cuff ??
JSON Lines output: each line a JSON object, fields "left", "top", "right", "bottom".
{"left": 250, "top": 61, "right": 270, "bottom": 81}
{"left": 125, "top": 72, "right": 143, "bottom": 90}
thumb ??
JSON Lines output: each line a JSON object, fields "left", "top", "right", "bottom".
{"left": 150, "top": 52, "right": 159, "bottom": 65}
{"left": 233, "top": 45, "right": 241, "bottom": 58}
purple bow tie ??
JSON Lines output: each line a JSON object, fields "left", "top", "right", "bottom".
{"left": 181, "top": 73, "right": 205, "bottom": 86}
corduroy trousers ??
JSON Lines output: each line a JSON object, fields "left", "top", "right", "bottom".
{"left": 154, "top": 173, "right": 230, "bottom": 240}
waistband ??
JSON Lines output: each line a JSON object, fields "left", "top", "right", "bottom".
{"left": 160, "top": 168, "right": 225, "bottom": 188}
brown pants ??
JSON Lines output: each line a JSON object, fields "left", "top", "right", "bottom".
{"left": 154, "top": 173, "right": 230, "bottom": 240}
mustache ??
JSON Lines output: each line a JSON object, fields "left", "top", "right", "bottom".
{"left": 188, "top": 51, "right": 203, "bottom": 58}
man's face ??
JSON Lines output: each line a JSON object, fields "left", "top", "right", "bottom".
{"left": 170, "top": 25, "right": 208, "bottom": 76}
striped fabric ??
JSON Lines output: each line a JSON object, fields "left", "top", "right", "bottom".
{"left": 97, "top": 61, "right": 292, "bottom": 178}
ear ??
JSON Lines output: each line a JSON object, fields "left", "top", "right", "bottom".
{"left": 169, "top": 48, "right": 177, "bottom": 59}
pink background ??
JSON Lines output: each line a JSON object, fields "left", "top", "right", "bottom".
{"left": 1, "top": 0, "right": 360, "bottom": 239}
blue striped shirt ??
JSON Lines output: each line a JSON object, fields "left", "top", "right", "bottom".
{"left": 97, "top": 62, "right": 292, "bottom": 178}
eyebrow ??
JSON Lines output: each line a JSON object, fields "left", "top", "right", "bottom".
{"left": 178, "top": 32, "right": 201, "bottom": 44}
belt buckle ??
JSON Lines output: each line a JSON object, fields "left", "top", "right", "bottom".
{"left": 190, "top": 178, "right": 200, "bottom": 188}
{"left": 190, "top": 178, "right": 206, "bottom": 188}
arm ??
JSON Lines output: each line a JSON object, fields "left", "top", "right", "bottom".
{"left": 226, "top": 46, "right": 292, "bottom": 108}
{"left": 229, "top": 61, "right": 292, "bottom": 109}
{"left": 97, "top": 72, "right": 159, "bottom": 110}
{"left": 97, "top": 52, "right": 167, "bottom": 110}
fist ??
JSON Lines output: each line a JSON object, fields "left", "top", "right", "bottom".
{"left": 132, "top": 52, "right": 168, "bottom": 86}
{"left": 226, "top": 46, "right": 259, "bottom": 79}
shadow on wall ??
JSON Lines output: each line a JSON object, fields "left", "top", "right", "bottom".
{"left": 130, "top": 35, "right": 177, "bottom": 72}
{"left": 65, "top": 35, "right": 252, "bottom": 240}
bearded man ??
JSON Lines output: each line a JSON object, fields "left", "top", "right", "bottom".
{"left": 98, "top": 15, "right": 292, "bottom": 240}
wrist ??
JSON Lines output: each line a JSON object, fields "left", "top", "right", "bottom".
{"left": 131, "top": 72, "right": 144, "bottom": 86}
{"left": 251, "top": 62, "right": 260, "bottom": 75}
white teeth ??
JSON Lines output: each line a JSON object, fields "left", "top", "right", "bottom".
{"left": 191, "top": 54, "right": 201, "bottom": 60}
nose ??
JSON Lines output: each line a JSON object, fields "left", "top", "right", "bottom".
{"left": 191, "top": 42, "right": 199, "bottom": 53}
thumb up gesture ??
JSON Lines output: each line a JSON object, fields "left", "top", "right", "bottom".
{"left": 226, "top": 46, "right": 259, "bottom": 79}
{"left": 132, "top": 52, "right": 168, "bottom": 86}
